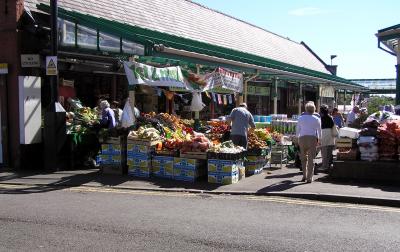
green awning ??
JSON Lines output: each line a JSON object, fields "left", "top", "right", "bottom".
{"left": 37, "top": 3, "right": 365, "bottom": 91}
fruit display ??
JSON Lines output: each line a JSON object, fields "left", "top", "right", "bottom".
{"left": 209, "top": 121, "right": 230, "bottom": 134}
{"left": 128, "top": 126, "right": 161, "bottom": 141}
{"left": 72, "top": 107, "right": 98, "bottom": 126}
{"left": 254, "top": 128, "right": 271, "bottom": 142}
{"left": 248, "top": 131, "right": 267, "bottom": 149}
{"left": 180, "top": 133, "right": 211, "bottom": 153}
{"left": 155, "top": 113, "right": 187, "bottom": 131}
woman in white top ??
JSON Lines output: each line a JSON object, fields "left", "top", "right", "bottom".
{"left": 296, "top": 102, "right": 322, "bottom": 183}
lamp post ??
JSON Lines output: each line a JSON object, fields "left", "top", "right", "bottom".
{"left": 330, "top": 55, "right": 337, "bottom": 66}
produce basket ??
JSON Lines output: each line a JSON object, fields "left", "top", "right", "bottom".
{"left": 247, "top": 148, "right": 269, "bottom": 156}
{"left": 337, "top": 148, "right": 359, "bottom": 161}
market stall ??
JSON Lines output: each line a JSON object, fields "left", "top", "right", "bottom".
{"left": 93, "top": 62, "right": 273, "bottom": 184}
{"left": 332, "top": 111, "right": 400, "bottom": 181}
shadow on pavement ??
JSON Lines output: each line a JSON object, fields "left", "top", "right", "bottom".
{"left": 0, "top": 169, "right": 131, "bottom": 194}
{"left": 318, "top": 175, "right": 400, "bottom": 194}
{"left": 257, "top": 179, "right": 305, "bottom": 193}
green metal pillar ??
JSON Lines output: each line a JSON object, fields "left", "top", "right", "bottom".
{"left": 396, "top": 64, "right": 400, "bottom": 105}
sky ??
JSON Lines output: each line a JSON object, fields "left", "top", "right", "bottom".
{"left": 193, "top": 0, "right": 399, "bottom": 79}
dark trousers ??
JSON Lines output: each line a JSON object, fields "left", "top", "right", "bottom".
{"left": 231, "top": 134, "right": 247, "bottom": 149}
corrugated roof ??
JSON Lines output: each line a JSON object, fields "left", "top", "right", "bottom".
{"left": 25, "top": 0, "right": 331, "bottom": 75}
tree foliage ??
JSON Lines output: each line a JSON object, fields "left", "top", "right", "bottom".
{"left": 366, "top": 96, "right": 394, "bottom": 114}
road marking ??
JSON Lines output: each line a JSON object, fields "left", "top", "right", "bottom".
{"left": 1, "top": 183, "right": 400, "bottom": 213}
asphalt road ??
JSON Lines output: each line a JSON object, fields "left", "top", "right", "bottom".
{"left": 0, "top": 185, "right": 400, "bottom": 252}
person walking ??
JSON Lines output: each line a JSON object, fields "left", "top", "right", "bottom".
{"left": 320, "top": 105, "right": 338, "bottom": 172}
{"left": 346, "top": 106, "right": 359, "bottom": 127}
{"left": 332, "top": 108, "right": 344, "bottom": 128}
{"left": 296, "top": 102, "right": 322, "bottom": 183}
{"left": 228, "top": 103, "right": 256, "bottom": 149}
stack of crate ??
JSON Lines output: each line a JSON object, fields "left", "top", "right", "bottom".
{"left": 152, "top": 155, "right": 174, "bottom": 179}
{"left": 173, "top": 158, "right": 206, "bottom": 182}
{"left": 96, "top": 142, "right": 123, "bottom": 175}
{"left": 207, "top": 159, "right": 243, "bottom": 185}
{"left": 127, "top": 142, "right": 153, "bottom": 178}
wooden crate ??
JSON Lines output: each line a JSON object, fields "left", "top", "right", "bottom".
{"left": 127, "top": 138, "right": 161, "bottom": 147}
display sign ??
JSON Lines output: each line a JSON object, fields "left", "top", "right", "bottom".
{"left": 21, "top": 54, "right": 40, "bottom": 68}
{"left": 18, "top": 76, "right": 42, "bottom": 144}
{"left": 247, "top": 85, "right": 270, "bottom": 96}
{"left": 46, "top": 56, "right": 58, "bottom": 75}
{"left": 0, "top": 63, "right": 8, "bottom": 75}
{"left": 206, "top": 67, "right": 243, "bottom": 93}
{"left": 247, "top": 85, "right": 256, "bottom": 95}
{"left": 256, "top": 86, "right": 270, "bottom": 96}
{"left": 124, "top": 61, "right": 189, "bottom": 89}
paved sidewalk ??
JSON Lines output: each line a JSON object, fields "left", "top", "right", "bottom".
{"left": 1, "top": 165, "right": 400, "bottom": 207}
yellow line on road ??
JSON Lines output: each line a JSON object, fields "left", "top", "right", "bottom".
{"left": 1, "top": 183, "right": 400, "bottom": 213}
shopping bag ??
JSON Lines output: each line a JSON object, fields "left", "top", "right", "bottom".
{"left": 121, "top": 100, "right": 134, "bottom": 128}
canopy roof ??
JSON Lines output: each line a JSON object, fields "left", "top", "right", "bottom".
{"left": 376, "top": 24, "right": 400, "bottom": 56}
{"left": 25, "top": 0, "right": 365, "bottom": 91}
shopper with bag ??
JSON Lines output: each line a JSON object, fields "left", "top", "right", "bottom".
{"left": 320, "top": 105, "right": 338, "bottom": 172}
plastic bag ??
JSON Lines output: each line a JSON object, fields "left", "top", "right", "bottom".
{"left": 121, "top": 100, "right": 134, "bottom": 128}
{"left": 190, "top": 92, "right": 205, "bottom": 111}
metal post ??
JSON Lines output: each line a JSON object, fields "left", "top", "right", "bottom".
{"left": 316, "top": 85, "right": 321, "bottom": 112}
{"left": 298, "top": 82, "right": 302, "bottom": 115}
{"left": 45, "top": 0, "right": 67, "bottom": 171}
{"left": 273, "top": 77, "right": 278, "bottom": 114}
{"left": 344, "top": 90, "right": 347, "bottom": 112}
{"left": 50, "top": 0, "right": 58, "bottom": 110}
{"left": 396, "top": 40, "right": 400, "bottom": 105}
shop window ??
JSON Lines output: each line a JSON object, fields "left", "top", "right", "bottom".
{"left": 99, "top": 32, "right": 121, "bottom": 53}
{"left": 122, "top": 39, "right": 145, "bottom": 55}
{"left": 59, "top": 19, "right": 75, "bottom": 46}
{"left": 77, "top": 25, "right": 97, "bottom": 50}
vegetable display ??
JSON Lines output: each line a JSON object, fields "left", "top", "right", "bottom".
{"left": 128, "top": 126, "right": 161, "bottom": 141}
{"left": 248, "top": 131, "right": 267, "bottom": 149}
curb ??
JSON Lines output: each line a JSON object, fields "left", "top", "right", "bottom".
{"left": 1, "top": 181, "right": 400, "bottom": 208}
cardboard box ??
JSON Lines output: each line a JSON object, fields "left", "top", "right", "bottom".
{"left": 101, "top": 144, "right": 122, "bottom": 155}
{"left": 173, "top": 167, "right": 200, "bottom": 182}
{"left": 173, "top": 157, "right": 204, "bottom": 169}
{"left": 96, "top": 154, "right": 122, "bottom": 165}
{"left": 208, "top": 159, "right": 239, "bottom": 175}
{"left": 128, "top": 165, "right": 150, "bottom": 178}
{"left": 208, "top": 172, "right": 239, "bottom": 185}
{"left": 127, "top": 156, "right": 151, "bottom": 168}
{"left": 152, "top": 155, "right": 174, "bottom": 178}
{"left": 127, "top": 144, "right": 153, "bottom": 156}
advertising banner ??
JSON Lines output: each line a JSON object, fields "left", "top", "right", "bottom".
{"left": 205, "top": 67, "right": 243, "bottom": 93}
{"left": 124, "top": 61, "right": 189, "bottom": 89}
